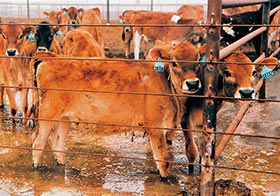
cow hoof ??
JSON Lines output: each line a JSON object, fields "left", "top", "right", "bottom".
{"left": 15, "top": 112, "right": 23, "bottom": 124}
{"left": 188, "top": 164, "right": 194, "bottom": 174}
{"left": 56, "top": 162, "right": 66, "bottom": 166}
{"left": 27, "top": 119, "right": 35, "bottom": 130}
{"left": 159, "top": 176, "right": 169, "bottom": 182}
{"left": 32, "top": 163, "right": 46, "bottom": 171}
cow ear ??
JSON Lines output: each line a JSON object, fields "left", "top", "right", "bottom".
{"left": 78, "top": 8, "right": 84, "bottom": 16}
{"left": 148, "top": 48, "right": 169, "bottom": 60}
{"left": 260, "top": 57, "right": 278, "bottom": 71}
{"left": 92, "top": 7, "right": 101, "bottom": 18}
{"left": 43, "top": 11, "right": 49, "bottom": 18}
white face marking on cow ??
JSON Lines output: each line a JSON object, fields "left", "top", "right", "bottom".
{"left": 235, "top": 87, "right": 255, "bottom": 99}
{"left": 171, "top": 15, "right": 181, "bottom": 23}
{"left": 134, "top": 31, "right": 142, "bottom": 60}
{"left": 182, "top": 78, "right": 201, "bottom": 93}
{"left": 223, "top": 23, "right": 235, "bottom": 38}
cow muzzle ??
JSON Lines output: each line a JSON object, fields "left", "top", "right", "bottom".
{"left": 70, "top": 20, "right": 78, "bottom": 25}
{"left": 238, "top": 88, "right": 255, "bottom": 99}
{"left": 37, "top": 47, "right": 48, "bottom": 52}
{"left": 6, "top": 48, "right": 18, "bottom": 56}
{"left": 183, "top": 78, "right": 201, "bottom": 93}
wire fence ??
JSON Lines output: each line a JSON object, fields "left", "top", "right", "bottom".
{"left": 0, "top": 0, "right": 279, "bottom": 194}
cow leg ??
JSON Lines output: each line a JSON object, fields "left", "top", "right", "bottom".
{"left": 183, "top": 129, "right": 199, "bottom": 173}
{"left": 134, "top": 31, "right": 142, "bottom": 60}
{"left": 147, "top": 129, "right": 169, "bottom": 179}
{"left": 0, "top": 84, "right": 4, "bottom": 108}
{"left": 49, "top": 121, "right": 70, "bottom": 165}
{"left": 19, "top": 88, "right": 29, "bottom": 124}
{"left": 32, "top": 121, "right": 53, "bottom": 168}
{"left": 5, "top": 88, "right": 18, "bottom": 120}
{"left": 126, "top": 40, "right": 131, "bottom": 58}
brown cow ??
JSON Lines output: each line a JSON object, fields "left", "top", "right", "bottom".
{"left": 79, "top": 8, "right": 104, "bottom": 49}
{"left": 268, "top": 9, "right": 280, "bottom": 54}
{"left": 63, "top": 29, "right": 105, "bottom": 57}
{"left": 31, "top": 40, "right": 201, "bottom": 179}
{"left": 0, "top": 27, "right": 6, "bottom": 107}
{"left": 171, "top": 5, "right": 205, "bottom": 24}
{"left": 0, "top": 22, "right": 33, "bottom": 121}
{"left": 180, "top": 53, "right": 278, "bottom": 172}
{"left": 119, "top": 10, "right": 206, "bottom": 59}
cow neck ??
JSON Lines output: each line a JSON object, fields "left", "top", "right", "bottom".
{"left": 167, "top": 66, "right": 187, "bottom": 126}
{"left": 8, "top": 57, "right": 26, "bottom": 84}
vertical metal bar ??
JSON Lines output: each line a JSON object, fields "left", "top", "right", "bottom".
{"left": 151, "top": 0, "right": 153, "bottom": 11}
{"left": 106, "top": 0, "right": 110, "bottom": 24}
{"left": 259, "top": 1, "right": 271, "bottom": 99}
{"left": 27, "top": 0, "right": 30, "bottom": 18}
{"left": 200, "top": 0, "right": 221, "bottom": 195}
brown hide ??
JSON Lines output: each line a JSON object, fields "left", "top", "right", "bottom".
{"left": 80, "top": 8, "right": 104, "bottom": 48}
{"left": 43, "top": 11, "right": 60, "bottom": 25}
{"left": 63, "top": 29, "right": 105, "bottom": 57}
{"left": 31, "top": 40, "right": 200, "bottom": 178}
{"left": 0, "top": 22, "right": 32, "bottom": 120}
{"left": 181, "top": 53, "right": 278, "bottom": 171}
{"left": 120, "top": 10, "right": 206, "bottom": 59}
{"left": 268, "top": 9, "right": 280, "bottom": 52}
{"left": 172, "top": 5, "right": 205, "bottom": 24}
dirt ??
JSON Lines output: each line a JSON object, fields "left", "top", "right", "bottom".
{"left": 0, "top": 17, "right": 279, "bottom": 196}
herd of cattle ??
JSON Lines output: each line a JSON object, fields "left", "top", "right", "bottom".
{"left": 0, "top": 3, "right": 279, "bottom": 179}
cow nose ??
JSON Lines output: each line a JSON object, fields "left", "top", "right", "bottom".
{"left": 239, "top": 89, "right": 254, "bottom": 98}
{"left": 186, "top": 79, "right": 200, "bottom": 91}
{"left": 6, "top": 48, "right": 17, "bottom": 56}
{"left": 37, "top": 47, "right": 48, "bottom": 52}
{"left": 70, "top": 20, "right": 77, "bottom": 24}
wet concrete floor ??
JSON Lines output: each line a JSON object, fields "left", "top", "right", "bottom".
{"left": 0, "top": 70, "right": 279, "bottom": 195}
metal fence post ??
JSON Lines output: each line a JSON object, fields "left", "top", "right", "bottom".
{"left": 200, "top": 0, "right": 221, "bottom": 195}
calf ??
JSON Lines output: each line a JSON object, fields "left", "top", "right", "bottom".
{"left": 63, "top": 29, "right": 105, "bottom": 57}
{"left": 34, "top": 21, "right": 61, "bottom": 54}
{"left": 0, "top": 22, "right": 33, "bottom": 121}
{"left": 268, "top": 9, "right": 280, "bottom": 55}
{"left": 31, "top": 40, "right": 201, "bottom": 179}
{"left": 120, "top": 10, "right": 206, "bottom": 59}
{"left": 79, "top": 8, "right": 104, "bottom": 49}
{"left": 181, "top": 53, "right": 278, "bottom": 172}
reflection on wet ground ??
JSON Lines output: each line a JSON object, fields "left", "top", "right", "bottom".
{"left": 0, "top": 71, "right": 279, "bottom": 195}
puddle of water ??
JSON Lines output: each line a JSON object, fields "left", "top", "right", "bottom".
{"left": 0, "top": 71, "right": 279, "bottom": 195}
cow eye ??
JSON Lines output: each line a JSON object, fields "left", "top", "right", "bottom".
{"left": 172, "top": 61, "right": 177, "bottom": 67}
{"left": 18, "top": 33, "right": 24, "bottom": 39}
{"left": 252, "top": 69, "right": 257, "bottom": 77}
{"left": 224, "top": 69, "right": 231, "bottom": 77}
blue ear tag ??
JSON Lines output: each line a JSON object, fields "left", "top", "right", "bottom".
{"left": 28, "top": 31, "right": 35, "bottom": 41}
{"left": 261, "top": 65, "right": 274, "bottom": 79}
{"left": 200, "top": 54, "right": 206, "bottom": 67}
{"left": 45, "top": 15, "right": 49, "bottom": 19}
{"left": 56, "top": 29, "right": 63, "bottom": 37}
{"left": 78, "top": 11, "right": 82, "bottom": 16}
{"left": 119, "top": 19, "right": 125, "bottom": 24}
{"left": 64, "top": 11, "right": 67, "bottom": 16}
{"left": 154, "top": 57, "right": 164, "bottom": 72}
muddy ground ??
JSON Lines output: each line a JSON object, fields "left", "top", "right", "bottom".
{"left": 0, "top": 18, "right": 279, "bottom": 196}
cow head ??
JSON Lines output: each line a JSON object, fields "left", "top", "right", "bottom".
{"left": 0, "top": 22, "right": 31, "bottom": 56}
{"left": 67, "top": 7, "right": 80, "bottom": 27}
{"left": 148, "top": 40, "right": 201, "bottom": 94}
{"left": 219, "top": 53, "right": 257, "bottom": 99}
{"left": 35, "top": 21, "right": 57, "bottom": 52}
{"left": 43, "top": 11, "right": 60, "bottom": 25}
